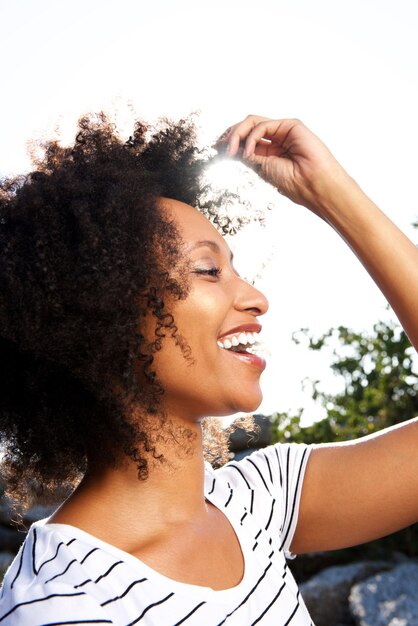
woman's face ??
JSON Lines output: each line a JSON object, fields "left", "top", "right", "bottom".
{"left": 149, "top": 198, "right": 269, "bottom": 421}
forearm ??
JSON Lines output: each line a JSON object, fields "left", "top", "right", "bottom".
{"left": 312, "top": 169, "right": 418, "bottom": 351}
{"left": 222, "top": 116, "right": 418, "bottom": 554}
{"left": 223, "top": 115, "right": 418, "bottom": 349}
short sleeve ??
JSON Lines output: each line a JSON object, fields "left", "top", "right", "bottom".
{"left": 219, "top": 443, "right": 312, "bottom": 559}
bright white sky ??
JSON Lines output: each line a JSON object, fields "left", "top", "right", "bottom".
{"left": 1, "top": 0, "right": 417, "bottom": 424}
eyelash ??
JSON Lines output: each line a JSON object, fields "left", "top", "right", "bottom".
{"left": 193, "top": 267, "right": 222, "bottom": 278}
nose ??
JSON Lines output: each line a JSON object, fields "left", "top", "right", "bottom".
{"left": 234, "top": 277, "right": 269, "bottom": 316}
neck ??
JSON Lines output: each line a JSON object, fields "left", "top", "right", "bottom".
{"left": 49, "top": 418, "right": 208, "bottom": 549}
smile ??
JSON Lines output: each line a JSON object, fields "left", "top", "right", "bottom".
{"left": 217, "top": 331, "right": 266, "bottom": 371}
{"left": 217, "top": 331, "right": 258, "bottom": 351}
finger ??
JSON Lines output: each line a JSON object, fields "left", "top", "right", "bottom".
{"left": 242, "top": 120, "right": 287, "bottom": 159}
{"left": 249, "top": 137, "right": 276, "bottom": 157}
{"left": 236, "top": 137, "right": 281, "bottom": 160}
{"left": 244, "top": 118, "right": 305, "bottom": 159}
{"left": 226, "top": 115, "right": 271, "bottom": 156}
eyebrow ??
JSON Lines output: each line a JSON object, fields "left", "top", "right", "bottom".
{"left": 190, "top": 240, "right": 234, "bottom": 262}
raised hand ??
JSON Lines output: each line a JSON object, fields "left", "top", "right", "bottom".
{"left": 217, "top": 116, "right": 418, "bottom": 556}
{"left": 218, "top": 113, "right": 418, "bottom": 352}
{"left": 217, "top": 115, "right": 351, "bottom": 218}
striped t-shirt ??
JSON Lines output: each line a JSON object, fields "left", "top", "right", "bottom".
{"left": 0, "top": 443, "right": 313, "bottom": 625}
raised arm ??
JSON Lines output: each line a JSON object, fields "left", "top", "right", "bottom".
{"left": 219, "top": 115, "right": 418, "bottom": 350}
{"left": 218, "top": 115, "right": 418, "bottom": 552}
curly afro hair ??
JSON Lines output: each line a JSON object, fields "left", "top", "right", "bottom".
{"left": 0, "top": 112, "right": 249, "bottom": 506}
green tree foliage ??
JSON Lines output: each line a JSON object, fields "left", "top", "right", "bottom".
{"left": 271, "top": 321, "right": 418, "bottom": 445}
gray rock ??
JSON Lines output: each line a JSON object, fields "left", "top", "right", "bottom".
{"left": 290, "top": 551, "right": 360, "bottom": 584}
{"left": 229, "top": 414, "right": 272, "bottom": 453}
{"left": 0, "top": 494, "right": 58, "bottom": 528}
{"left": 23, "top": 503, "right": 57, "bottom": 525}
{"left": 0, "top": 525, "right": 26, "bottom": 553}
{"left": 0, "top": 552, "right": 15, "bottom": 586}
{"left": 349, "top": 562, "right": 418, "bottom": 626}
{"left": 0, "top": 497, "right": 15, "bottom": 526}
{"left": 300, "top": 560, "right": 392, "bottom": 626}
{"left": 232, "top": 447, "right": 259, "bottom": 461}
{"left": 0, "top": 496, "right": 57, "bottom": 555}
{"left": 0, "top": 551, "right": 15, "bottom": 571}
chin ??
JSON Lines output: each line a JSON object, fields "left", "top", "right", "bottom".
{"left": 194, "top": 386, "right": 263, "bottom": 418}
{"left": 232, "top": 391, "right": 263, "bottom": 414}
{"left": 204, "top": 398, "right": 262, "bottom": 419}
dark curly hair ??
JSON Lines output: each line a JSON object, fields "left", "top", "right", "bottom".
{"left": 0, "top": 112, "right": 255, "bottom": 507}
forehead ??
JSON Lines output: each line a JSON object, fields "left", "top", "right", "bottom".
{"left": 159, "top": 198, "right": 228, "bottom": 254}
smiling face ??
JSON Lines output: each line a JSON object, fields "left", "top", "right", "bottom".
{"left": 147, "top": 198, "right": 269, "bottom": 421}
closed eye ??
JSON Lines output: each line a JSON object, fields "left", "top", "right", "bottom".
{"left": 192, "top": 267, "right": 222, "bottom": 278}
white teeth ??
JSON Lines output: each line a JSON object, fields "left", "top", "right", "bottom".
{"left": 217, "top": 331, "right": 261, "bottom": 351}
{"left": 238, "top": 332, "right": 247, "bottom": 345}
{"left": 245, "top": 341, "right": 270, "bottom": 359}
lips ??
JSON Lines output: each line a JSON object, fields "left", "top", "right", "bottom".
{"left": 217, "top": 323, "right": 262, "bottom": 343}
{"left": 223, "top": 348, "right": 266, "bottom": 371}
{"left": 217, "top": 323, "right": 266, "bottom": 370}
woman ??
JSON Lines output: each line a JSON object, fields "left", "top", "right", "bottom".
{"left": 0, "top": 112, "right": 417, "bottom": 625}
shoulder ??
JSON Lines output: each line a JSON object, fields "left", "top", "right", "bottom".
{"left": 0, "top": 581, "right": 113, "bottom": 626}
{"left": 210, "top": 442, "right": 312, "bottom": 494}
{"left": 0, "top": 521, "right": 114, "bottom": 625}
{"left": 203, "top": 443, "right": 313, "bottom": 559}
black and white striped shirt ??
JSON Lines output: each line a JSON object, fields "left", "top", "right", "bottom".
{"left": 0, "top": 443, "right": 313, "bottom": 625}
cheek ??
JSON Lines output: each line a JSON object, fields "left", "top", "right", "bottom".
{"left": 146, "top": 296, "right": 218, "bottom": 383}
{"left": 174, "top": 287, "right": 227, "bottom": 338}
{"left": 137, "top": 285, "right": 234, "bottom": 399}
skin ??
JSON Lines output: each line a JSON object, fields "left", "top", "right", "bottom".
{"left": 220, "top": 115, "right": 418, "bottom": 553}
{"left": 146, "top": 198, "right": 269, "bottom": 420}
{"left": 50, "top": 115, "right": 418, "bottom": 588}
{"left": 49, "top": 198, "right": 269, "bottom": 590}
